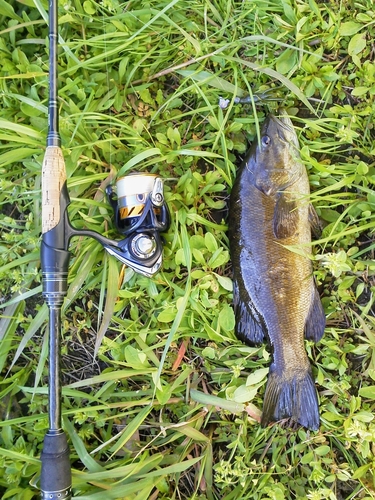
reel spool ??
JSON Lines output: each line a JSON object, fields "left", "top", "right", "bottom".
{"left": 107, "top": 173, "right": 169, "bottom": 235}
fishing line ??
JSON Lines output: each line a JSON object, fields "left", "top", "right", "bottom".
{"left": 101, "top": 5, "right": 113, "bottom": 170}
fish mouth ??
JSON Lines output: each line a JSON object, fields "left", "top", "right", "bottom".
{"left": 266, "top": 111, "right": 299, "bottom": 147}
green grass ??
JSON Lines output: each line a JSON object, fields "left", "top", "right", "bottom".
{"left": 1, "top": 0, "right": 375, "bottom": 498}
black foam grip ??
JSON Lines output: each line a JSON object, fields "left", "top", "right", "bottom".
{"left": 40, "top": 431, "right": 72, "bottom": 499}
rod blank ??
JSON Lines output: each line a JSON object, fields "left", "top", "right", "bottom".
{"left": 47, "top": 0, "right": 60, "bottom": 148}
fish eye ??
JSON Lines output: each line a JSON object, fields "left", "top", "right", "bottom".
{"left": 262, "top": 135, "right": 271, "bottom": 147}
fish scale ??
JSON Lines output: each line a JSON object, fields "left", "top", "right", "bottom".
{"left": 229, "top": 110, "right": 326, "bottom": 430}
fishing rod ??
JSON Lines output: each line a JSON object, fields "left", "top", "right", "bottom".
{"left": 40, "top": 0, "right": 170, "bottom": 497}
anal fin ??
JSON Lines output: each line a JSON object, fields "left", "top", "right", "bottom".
{"left": 304, "top": 285, "right": 325, "bottom": 342}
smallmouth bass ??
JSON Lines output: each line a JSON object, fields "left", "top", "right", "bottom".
{"left": 229, "top": 110, "right": 325, "bottom": 430}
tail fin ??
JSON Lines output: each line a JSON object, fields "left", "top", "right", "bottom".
{"left": 261, "top": 365, "right": 320, "bottom": 430}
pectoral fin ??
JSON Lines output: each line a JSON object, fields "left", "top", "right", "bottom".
{"left": 273, "top": 193, "right": 299, "bottom": 239}
{"left": 304, "top": 285, "right": 326, "bottom": 342}
{"left": 233, "top": 279, "right": 267, "bottom": 345}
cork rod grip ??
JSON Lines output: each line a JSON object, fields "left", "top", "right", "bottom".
{"left": 42, "top": 146, "right": 67, "bottom": 234}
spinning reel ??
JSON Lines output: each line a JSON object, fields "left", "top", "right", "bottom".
{"left": 105, "top": 173, "right": 170, "bottom": 276}
{"left": 61, "top": 172, "right": 170, "bottom": 278}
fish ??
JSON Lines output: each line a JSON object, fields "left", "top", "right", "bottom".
{"left": 228, "top": 110, "right": 326, "bottom": 430}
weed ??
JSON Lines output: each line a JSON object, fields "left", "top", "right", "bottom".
{"left": 1, "top": 0, "right": 375, "bottom": 499}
